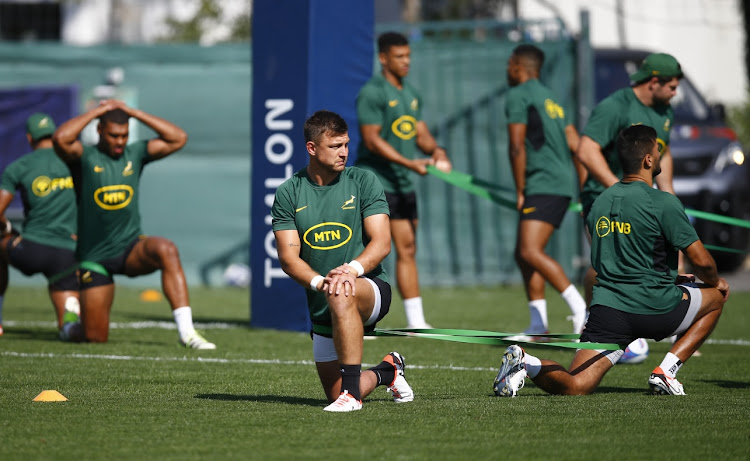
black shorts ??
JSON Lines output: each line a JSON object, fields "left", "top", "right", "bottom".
{"left": 79, "top": 237, "right": 141, "bottom": 289}
{"left": 580, "top": 287, "right": 692, "bottom": 347}
{"left": 519, "top": 194, "right": 571, "bottom": 228}
{"left": 385, "top": 191, "right": 418, "bottom": 220}
{"left": 7, "top": 236, "right": 78, "bottom": 291}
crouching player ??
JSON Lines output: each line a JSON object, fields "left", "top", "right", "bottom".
{"left": 272, "top": 110, "right": 414, "bottom": 412}
{"left": 493, "top": 125, "right": 728, "bottom": 396}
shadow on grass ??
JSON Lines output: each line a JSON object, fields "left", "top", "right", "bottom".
{"left": 195, "top": 393, "right": 323, "bottom": 407}
{"left": 3, "top": 328, "right": 60, "bottom": 341}
{"left": 700, "top": 379, "right": 750, "bottom": 389}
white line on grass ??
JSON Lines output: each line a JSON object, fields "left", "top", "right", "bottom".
{"left": 2, "top": 320, "right": 240, "bottom": 329}
{"left": 6, "top": 320, "right": 748, "bottom": 347}
{"left": 0, "top": 351, "right": 499, "bottom": 372}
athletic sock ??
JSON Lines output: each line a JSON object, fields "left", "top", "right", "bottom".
{"left": 656, "top": 352, "right": 683, "bottom": 379}
{"left": 524, "top": 353, "right": 542, "bottom": 378}
{"left": 172, "top": 306, "right": 196, "bottom": 340}
{"left": 561, "top": 284, "right": 587, "bottom": 316}
{"left": 404, "top": 297, "right": 428, "bottom": 327}
{"left": 527, "top": 299, "right": 548, "bottom": 331}
{"left": 340, "top": 364, "right": 362, "bottom": 400}
{"left": 367, "top": 359, "right": 397, "bottom": 387}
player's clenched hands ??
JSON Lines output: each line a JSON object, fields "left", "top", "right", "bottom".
{"left": 716, "top": 277, "right": 730, "bottom": 301}
{"left": 325, "top": 264, "right": 357, "bottom": 297}
{"left": 410, "top": 158, "right": 433, "bottom": 175}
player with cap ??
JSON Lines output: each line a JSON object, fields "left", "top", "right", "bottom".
{"left": 576, "top": 52, "right": 683, "bottom": 361}
{"left": 0, "top": 112, "right": 82, "bottom": 340}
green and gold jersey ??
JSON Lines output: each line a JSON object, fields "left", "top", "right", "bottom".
{"left": 581, "top": 88, "right": 674, "bottom": 210}
{"left": 272, "top": 167, "right": 390, "bottom": 326}
{"left": 72, "top": 141, "right": 151, "bottom": 262}
{"left": 0, "top": 147, "right": 77, "bottom": 250}
{"left": 587, "top": 181, "right": 699, "bottom": 314}
{"left": 506, "top": 78, "right": 576, "bottom": 197}
{"left": 355, "top": 74, "right": 423, "bottom": 193}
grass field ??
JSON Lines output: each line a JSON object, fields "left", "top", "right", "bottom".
{"left": 1, "top": 283, "right": 748, "bottom": 460}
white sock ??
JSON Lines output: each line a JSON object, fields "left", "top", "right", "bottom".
{"left": 524, "top": 353, "right": 542, "bottom": 378}
{"left": 561, "top": 285, "right": 587, "bottom": 316}
{"left": 404, "top": 297, "right": 428, "bottom": 327}
{"left": 173, "top": 306, "right": 196, "bottom": 339}
{"left": 527, "top": 299, "right": 548, "bottom": 331}
{"left": 658, "top": 352, "right": 683, "bottom": 378}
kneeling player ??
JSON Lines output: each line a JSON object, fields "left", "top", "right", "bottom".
{"left": 493, "top": 125, "right": 728, "bottom": 396}
{"left": 272, "top": 110, "right": 414, "bottom": 412}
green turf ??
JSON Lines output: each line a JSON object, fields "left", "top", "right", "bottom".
{"left": 1, "top": 284, "right": 748, "bottom": 460}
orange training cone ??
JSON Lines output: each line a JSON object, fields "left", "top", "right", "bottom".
{"left": 33, "top": 390, "right": 68, "bottom": 402}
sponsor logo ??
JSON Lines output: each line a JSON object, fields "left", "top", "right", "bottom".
{"left": 657, "top": 138, "right": 666, "bottom": 153}
{"left": 544, "top": 99, "right": 565, "bottom": 119}
{"left": 595, "top": 216, "right": 631, "bottom": 237}
{"left": 296, "top": 205, "right": 308, "bottom": 212}
{"left": 391, "top": 115, "right": 417, "bottom": 140}
{"left": 388, "top": 99, "right": 398, "bottom": 107}
{"left": 342, "top": 195, "right": 356, "bottom": 210}
{"left": 31, "top": 176, "right": 73, "bottom": 197}
{"left": 94, "top": 185, "right": 134, "bottom": 210}
{"left": 123, "top": 161, "right": 133, "bottom": 176}
{"left": 302, "top": 222, "right": 352, "bottom": 250}
{"left": 522, "top": 206, "right": 536, "bottom": 214}
{"left": 94, "top": 165, "right": 104, "bottom": 173}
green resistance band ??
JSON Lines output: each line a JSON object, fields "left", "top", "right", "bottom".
{"left": 427, "top": 166, "right": 749, "bottom": 253}
{"left": 371, "top": 328, "right": 622, "bottom": 351}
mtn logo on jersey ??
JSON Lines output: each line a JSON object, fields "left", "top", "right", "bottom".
{"left": 94, "top": 185, "right": 134, "bottom": 210}
{"left": 303, "top": 222, "right": 352, "bottom": 250}
{"left": 341, "top": 195, "right": 356, "bottom": 210}
{"left": 595, "top": 216, "right": 631, "bottom": 237}
{"left": 391, "top": 115, "right": 417, "bottom": 140}
{"left": 32, "top": 176, "right": 74, "bottom": 197}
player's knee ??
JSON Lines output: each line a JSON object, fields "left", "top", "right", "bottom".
{"left": 154, "top": 239, "right": 181, "bottom": 263}
{"left": 85, "top": 328, "right": 109, "bottom": 343}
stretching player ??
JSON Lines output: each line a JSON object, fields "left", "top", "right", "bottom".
{"left": 494, "top": 125, "right": 728, "bottom": 397}
{"left": 0, "top": 113, "right": 81, "bottom": 340}
{"left": 505, "top": 44, "right": 587, "bottom": 335}
{"left": 273, "top": 110, "right": 413, "bottom": 412}
{"left": 53, "top": 100, "right": 215, "bottom": 349}
{"left": 355, "top": 31, "right": 452, "bottom": 329}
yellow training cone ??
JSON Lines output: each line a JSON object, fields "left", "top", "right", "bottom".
{"left": 33, "top": 390, "right": 68, "bottom": 402}
{"left": 140, "top": 289, "right": 162, "bottom": 302}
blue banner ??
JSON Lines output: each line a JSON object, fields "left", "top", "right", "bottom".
{"left": 250, "top": 0, "right": 374, "bottom": 331}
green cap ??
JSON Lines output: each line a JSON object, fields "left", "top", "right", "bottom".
{"left": 630, "top": 53, "right": 683, "bottom": 82}
{"left": 26, "top": 112, "right": 56, "bottom": 141}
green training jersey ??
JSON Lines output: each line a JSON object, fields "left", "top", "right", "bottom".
{"left": 505, "top": 78, "right": 576, "bottom": 197}
{"left": 272, "top": 166, "right": 390, "bottom": 326}
{"left": 355, "top": 74, "right": 424, "bottom": 193}
{"left": 71, "top": 141, "right": 151, "bottom": 262}
{"left": 581, "top": 87, "right": 674, "bottom": 210}
{"left": 587, "top": 181, "right": 699, "bottom": 314}
{"left": 0, "top": 147, "right": 77, "bottom": 250}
